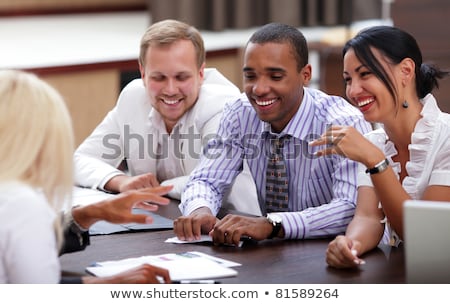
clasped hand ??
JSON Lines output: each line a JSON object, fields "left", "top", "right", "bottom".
{"left": 174, "top": 207, "right": 273, "bottom": 247}
{"left": 209, "top": 214, "right": 273, "bottom": 246}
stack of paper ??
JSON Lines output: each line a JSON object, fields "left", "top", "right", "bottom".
{"left": 86, "top": 251, "right": 240, "bottom": 281}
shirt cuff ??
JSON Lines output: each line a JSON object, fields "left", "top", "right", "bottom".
{"left": 98, "top": 171, "right": 126, "bottom": 191}
{"left": 65, "top": 206, "right": 89, "bottom": 233}
{"left": 278, "top": 212, "right": 308, "bottom": 239}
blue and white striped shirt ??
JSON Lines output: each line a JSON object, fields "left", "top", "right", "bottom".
{"left": 180, "top": 87, "right": 372, "bottom": 239}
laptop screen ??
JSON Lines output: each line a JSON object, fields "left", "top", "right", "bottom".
{"left": 404, "top": 200, "right": 450, "bottom": 283}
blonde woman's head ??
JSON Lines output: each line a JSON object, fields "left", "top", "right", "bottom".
{"left": 0, "top": 70, "right": 74, "bottom": 212}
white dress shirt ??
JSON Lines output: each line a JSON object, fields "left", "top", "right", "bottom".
{"left": 358, "top": 94, "right": 450, "bottom": 245}
{"left": 74, "top": 68, "right": 260, "bottom": 215}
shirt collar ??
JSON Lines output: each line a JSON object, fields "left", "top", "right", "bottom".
{"left": 261, "top": 87, "right": 315, "bottom": 140}
{"left": 148, "top": 107, "right": 186, "bottom": 135}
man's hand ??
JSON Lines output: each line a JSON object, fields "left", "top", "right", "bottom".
{"left": 72, "top": 185, "right": 173, "bottom": 229}
{"left": 105, "top": 173, "right": 160, "bottom": 193}
{"left": 82, "top": 264, "right": 171, "bottom": 284}
{"left": 173, "top": 207, "right": 217, "bottom": 241}
{"left": 210, "top": 215, "right": 275, "bottom": 246}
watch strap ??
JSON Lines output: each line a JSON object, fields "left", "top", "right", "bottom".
{"left": 267, "top": 215, "right": 282, "bottom": 239}
{"left": 365, "top": 158, "right": 389, "bottom": 175}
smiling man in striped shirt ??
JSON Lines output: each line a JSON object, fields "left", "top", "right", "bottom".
{"left": 174, "top": 23, "right": 372, "bottom": 246}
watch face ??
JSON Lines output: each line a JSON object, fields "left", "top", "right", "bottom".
{"left": 268, "top": 213, "right": 282, "bottom": 224}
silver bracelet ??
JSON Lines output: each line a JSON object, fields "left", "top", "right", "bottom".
{"left": 365, "top": 158, "right": 389, "bottom": 175}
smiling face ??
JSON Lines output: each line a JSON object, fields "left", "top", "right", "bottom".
{"left": 140, "top": 39, "right": 204, "bottom": 133}
{"left": 343, "top": 48, "right": 402, "bottom": 124}
{"left": 243, "top": 42, "right": 311, "bottom": 133}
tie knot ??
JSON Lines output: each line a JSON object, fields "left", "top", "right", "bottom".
{"left": 268, "top": 134, "right": 289, "bottom": 153}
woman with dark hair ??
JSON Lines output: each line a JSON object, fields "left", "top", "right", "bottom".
{"left": 310, "top": 25, "right": 450, "bottom": 268}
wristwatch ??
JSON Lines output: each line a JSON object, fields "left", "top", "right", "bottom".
{"left": 63, "top": 206, "right": 89, "bottom": 247}
{"left": 267, "top": 213, "right": 283, "bottom": 239}
{"left": 365, "top": 158, "right": 389, "bottom": 175}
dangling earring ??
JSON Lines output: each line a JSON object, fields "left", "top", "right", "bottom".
{"left": 402, "top": 100, "right": 409, "bottom": 109}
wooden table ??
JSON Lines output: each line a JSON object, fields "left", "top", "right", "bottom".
{"left": 60, "top": 201, "right": 406, "bottom": 283}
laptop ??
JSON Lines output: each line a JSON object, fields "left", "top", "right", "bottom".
{"left": 404, "top": 200, "right": 450, "bottom": 283}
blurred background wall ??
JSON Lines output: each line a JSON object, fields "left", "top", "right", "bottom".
{"left": 148, "top": 0, "right": 377, "bottom": 30}
{"left": 1, "top": 0, "right": 449, "bottom": 145}
{"left": 0, "top": 0, "right": 145, "bottom": 14}
{"left": 0, "top": 0, "right": 380, "bottom": 22}
{"left": 392, "top": 0, "right": 450, "bottom": 114}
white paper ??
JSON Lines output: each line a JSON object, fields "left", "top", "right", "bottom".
{"left": 86, "top": 252, "right": 239, "bottom": 281}
{"left": 165, "top": 235, "right": 244, "bottom": 247}
{"left": 187, "top": 251, "right": 241, "bottom": 267}
{"left": 165, "top": 235, "right": 213, "bottom": 244}
{"left": 72, "top": 187, "right": 115, "bottom": 207}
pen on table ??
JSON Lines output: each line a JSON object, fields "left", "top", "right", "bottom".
{"left": 173, "top": 280, "right": 221, "bottom": 284}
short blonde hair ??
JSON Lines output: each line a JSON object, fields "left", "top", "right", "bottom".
{"left": 0, "top": 70, "right": 74, "bottom": 217}
{"left": 139, "top": 19, "right": 205, "bottom": 69}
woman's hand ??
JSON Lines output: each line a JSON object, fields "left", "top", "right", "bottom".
{"left": 309, "top": 125, "right": 384, "bottom": 167}
{"left": 326, "top": 235, "right": 365, "bottom": 269}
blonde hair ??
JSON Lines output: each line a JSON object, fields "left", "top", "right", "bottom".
{"left": 139, "top": 19, "right": 205, "bottom": 69}
{"left": 0, "top": 70, "right": 74, "bottom": 244}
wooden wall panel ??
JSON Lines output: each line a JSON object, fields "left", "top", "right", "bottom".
{"left": 42, "top": 69, "right": 120, "bottom": 147}
{"left": 206, "top": 49, "right": 243, "bottom": 90}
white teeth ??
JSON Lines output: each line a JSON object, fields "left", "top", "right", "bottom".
{"left": 162, "top": 99, "right": 180, "bottom": 105}
{"left": 255, "top": 98, "right": 276, "bottom": 106}
{"left": 357, "top": 98, "right": 374, "bottom": 107}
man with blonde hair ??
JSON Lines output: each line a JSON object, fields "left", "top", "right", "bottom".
{"left": 74, "top": 19, "right": 259, "bottom": 215}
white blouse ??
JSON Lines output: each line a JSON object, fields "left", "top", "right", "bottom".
{"left": 357, "top": 94, "right": 450, "bottom": 245}
{"left": 0, "top": 182, "right": 60, "bottom": 283}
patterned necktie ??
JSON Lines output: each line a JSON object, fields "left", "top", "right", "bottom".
{"left": 265, "top": 135, "right": 290, "bottom": 213}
